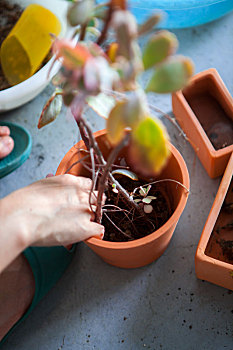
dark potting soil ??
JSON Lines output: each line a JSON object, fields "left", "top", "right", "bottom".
{"left": 184, "top": 92, "right": 233, "bottom": 150}
{"left": 0, "top": 0, "right": 52, "bottom": 90}
{"left": 102, "top": 176, "right": 173, "bottom": 242}
{"left": 205, "top": 179, "right": 233, "bottom": 263}
{"left": 0, "top": 0, "right": 23, "bottom": 90}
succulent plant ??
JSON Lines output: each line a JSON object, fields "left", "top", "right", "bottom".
{"left": 38, "top": 0, "right": 194, "bottom": 224}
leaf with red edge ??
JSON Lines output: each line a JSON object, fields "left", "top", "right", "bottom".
{"left": 38, "top": 92, "right": 62, "bottom": 129}
{"left": 53, "top": 40, "right": 92, "bottom": 70}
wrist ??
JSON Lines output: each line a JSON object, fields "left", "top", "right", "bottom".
{"left": 0, "top": 192, "right": 31, "bottom": 271}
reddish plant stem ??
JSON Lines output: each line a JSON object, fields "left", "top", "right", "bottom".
{"left": 97, "top": 1, "right": 113, "bottom": 45}
{"left": 76, "top": 116, "right": 145, "bottom": 221}
{"left": 96, "top": 132, "right": 130, "bottom": 223}
{"left": 65, "top": 154, "right": 90, "bottom": 174}
{"left": 103, "top": 212, "right": 133, "bottom": 239}
{"left": 79, "top": 22, "right": 87, "bottom": 41}
{"left": 76, "top": 119, "right": 91, "bottom": 150}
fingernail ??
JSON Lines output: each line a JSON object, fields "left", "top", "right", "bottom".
{"left": 0, "top": 136, "right": 14, "bottom": 159}
{"left": 2, "top": 137, "right": 13, "bottom": 147}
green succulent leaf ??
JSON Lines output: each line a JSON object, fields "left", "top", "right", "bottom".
{"left": 111, "top": 10, "right": 137, "bottom": 60}
{"left": 86, "top": 26, "right": 101, "bottom": 38}
{"left": 142, "top": 197, "right": 152, "bottom": 204}
{"left": 67, "top": 0, "right": 94, "bottom": 27}
{"left": 134, "top": 198, "right": 142, "bottom": 203}
{"left": 112, "top": 169, "right": 139, "bottom": 181}
{"left": 106, "top": 94, "right": 146, "bottom": 145}
{"left": 112, "top": 183, "right": 119, "bottom": 193}
{"left": 148, "top": 195, "right": 157, "bottom": 200}
{"left": 143, "top": 31, "right": 178, "bottom": 70}
{"left": 145, "top": 185, "right": 152, "bottom": 194}
{"left": 142, "top": 196, "right": 157, "bottom": 204}
{"left": 146, "top": 56, "right": 194, "bottom": 93}
{"left": 86, "top": 93, "right": 116, "bottom": 119}
{"left": 128, "top": 116, "right": 170, "bottom": 175}
{"left": 93, "top": 6, "right": 107, "bottom": 20}
{"left": 139, "top": 187, "right": 147, "bottom": 196}
{"left": 138, "top": 14, "right": 162, "bottom": 36}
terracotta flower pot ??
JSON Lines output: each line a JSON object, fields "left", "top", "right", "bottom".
{"left": 195, "top": 153, "right": 233, "bottom": 291}
{"left": 172, "top": 68, "right": 233, "bottom": 179}
{"left": 56, "top": 129, "right": 189, "bottom": 268}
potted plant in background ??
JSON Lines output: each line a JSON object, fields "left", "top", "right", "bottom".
{"left": 38, "top": 0, "right": 193, "bottom": 268}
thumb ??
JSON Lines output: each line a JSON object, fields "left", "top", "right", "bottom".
{"left": 85, "top": 223, "right": 105, "bottom": 241}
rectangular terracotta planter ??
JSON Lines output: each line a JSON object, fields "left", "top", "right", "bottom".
{"left": 195, "top": 153, "right": 233, "bottom": 291}
{"left": 172, "top": 68, "right": 233, "bottom": 178}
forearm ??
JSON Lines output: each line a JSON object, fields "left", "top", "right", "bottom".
{"left": 0, "top": 192, "right": 30, "bottom": 273}
{"left": 0, "top": 175, "right": 104, "bottom": 273}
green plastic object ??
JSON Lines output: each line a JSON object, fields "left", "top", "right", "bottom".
{"left": 0, "top": 245, "right": 76, "bottom": 346}
{"left": 0, "top": 121, "right": 32, "bottom": 178}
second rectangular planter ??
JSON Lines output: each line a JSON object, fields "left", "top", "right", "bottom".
{"left": 172, "top": 68, "right": 233, "bottom": 178}
{"left": 195, "top": 153, "right": 233, "bottom": 291}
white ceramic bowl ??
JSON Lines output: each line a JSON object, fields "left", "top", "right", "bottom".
{"left": 0, "top": 0, "right": 71, "bottom": 112}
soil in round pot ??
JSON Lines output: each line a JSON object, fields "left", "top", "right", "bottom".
{"left": 56, "top": 130, "right": 190, "bottom": 268}
{"left": 101, "top": 171, "right": 173, "bottom": 243}
{"left": 205, "top": 178, "right": 233, "bottom": 264}
{"left": 182, "top": 74, "right": 233, "bottom": 151}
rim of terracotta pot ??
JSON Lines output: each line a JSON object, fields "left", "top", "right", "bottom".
{"left": 56, "top": 129, "right": 190, "bottom": 249}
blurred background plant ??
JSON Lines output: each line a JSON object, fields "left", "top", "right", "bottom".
{"left": 38, "top": 0, "right": 194, "bottom": 226}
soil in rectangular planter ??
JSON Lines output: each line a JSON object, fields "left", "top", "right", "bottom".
{"left": 0, "top": 0, "right": 52, "bottom": 90}
{"left": 205, "top": 178, "right": 233, "bottom": 264}
{"left": 102, "top": 176, "right": 173, "bottom": 242}
{"left": 184, "top": 90, "right": 233, "bottom": 151}
{"left": 0, "top": 0, "right": 23, "bottom": 90}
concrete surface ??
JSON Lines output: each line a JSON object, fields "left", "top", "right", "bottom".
{"left": 1, "top": 10, "right": 233, "bottom": 350}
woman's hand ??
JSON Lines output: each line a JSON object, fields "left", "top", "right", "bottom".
{"left": 0, "top": 126, "right": 14, "bottom": 159}
{"left": 0, "top": 175, "right": 104, "bottom": 272}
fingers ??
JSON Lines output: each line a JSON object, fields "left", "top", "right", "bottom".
{"left": 0, "top": 126, "right": 10, "bottom": 136}
{"left": 83, "top": 222, "right": 105, "bottom": 240}
{"left": 75, "top": 176, "right": 93, "bottom": 190}
{"left": 0, "top": 136, "right": 14, "bottom": 159}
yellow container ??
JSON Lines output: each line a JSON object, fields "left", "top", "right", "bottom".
{"left": 0, "top": 4, "right": 61, "bottom": 86}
